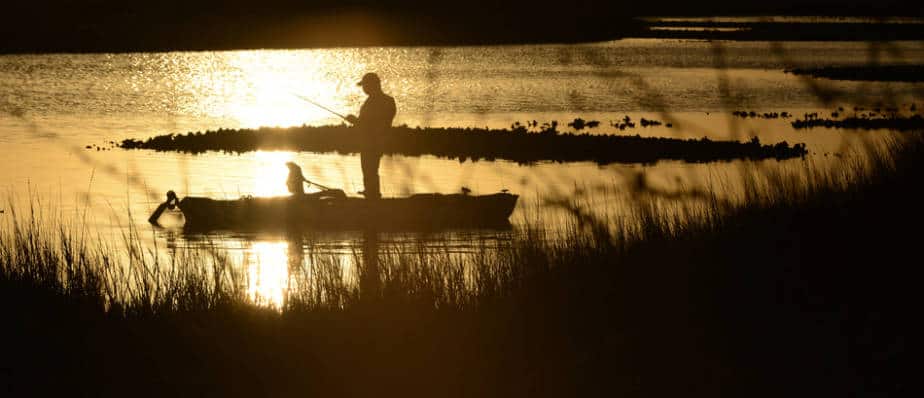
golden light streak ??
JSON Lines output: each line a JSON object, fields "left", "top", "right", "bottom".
{"left": 246, "top": 241, "right": 290, "bottom": 308}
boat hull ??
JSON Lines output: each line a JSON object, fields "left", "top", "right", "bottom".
{"left": 177, "top": 193, "right": 518, "bottom": 231}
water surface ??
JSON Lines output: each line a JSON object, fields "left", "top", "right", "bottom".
{"left": 2, "top": 38, "right": 922, "bottom": 306}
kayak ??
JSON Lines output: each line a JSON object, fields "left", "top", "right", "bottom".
{"left": 162, "top": 190, "right": 518, "bottom": 231}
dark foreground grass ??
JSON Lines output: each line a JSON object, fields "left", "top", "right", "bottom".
{"left": 3, "top": 138, "right": 919, "bottom": 397}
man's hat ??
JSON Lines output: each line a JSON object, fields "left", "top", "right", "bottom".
{"left": 357, "top": 72, "right": 381, "bottom": 87}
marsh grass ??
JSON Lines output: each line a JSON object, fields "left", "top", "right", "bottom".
{"left": 2, "top": 135, "right": 919, "bottom": 397}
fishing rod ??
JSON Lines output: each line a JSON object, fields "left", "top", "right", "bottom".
{"left": 290, "top": 93, "right": 352, "bottom": 123}
{"left": 303, "top": 178, "right": 332, "bottom": 191}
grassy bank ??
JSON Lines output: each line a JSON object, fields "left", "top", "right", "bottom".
{"left": 3, "top": 137, "right": 919, "bottom": 396}
{"left": 119, "top": 123, "right": 808, "bottom": 165}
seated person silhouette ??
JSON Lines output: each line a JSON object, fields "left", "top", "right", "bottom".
{"left": 286, "top": 161, "right": 309, "bottom": 195}
{"left": 285, "top": 161, "right": 346, "bottom": 200}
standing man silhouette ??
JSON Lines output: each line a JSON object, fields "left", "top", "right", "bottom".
{"left": 345, "top": 72, "right": 396, "bottom": 199}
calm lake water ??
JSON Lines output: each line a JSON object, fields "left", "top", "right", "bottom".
{"left": 2, "top": 38, "right": 923, "bottom": 306}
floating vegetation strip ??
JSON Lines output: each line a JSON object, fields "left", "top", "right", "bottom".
{"left": 785, "top": 65, "right": 924, "bottom": 82}
{"left": 120, "top": 125, "right": 807, "bottom": 164}
{"left": 732, "top": 110, "right": 792, "bottom": 119}
{"left": 791, "top": 115, "right": 924, "bottom": 130}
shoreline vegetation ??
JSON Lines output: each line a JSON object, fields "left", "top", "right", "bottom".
{"left": 727, "top": 103, "right": 924, "bottom": 131}
{"left": 3, "top": 4, "right": 924, "bottom": 54}
{"left": 785, "top": 65, "right": 924, "bottom": 82}
{"left": 784, "top": 104, "right": 924, "bottom": 130}
{"left": 639, "top": 21, "right": 924, "bottom": 42}
{"left": 3, "top": 135, "right": 918, "bottom": 396}
{"left": 792, "top": 114, "right": 924, "bottom": 130}
{"left": 119, "top": 123, "right": 808, "bottom": 164}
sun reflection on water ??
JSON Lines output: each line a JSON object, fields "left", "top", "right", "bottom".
{"left": 185, "top": 50, "right": 368, "bottom": 128}
{"left": 237, "top": 238, "right": 361, "bottom": 308}
{"left": 246, "top": 241, "right": 291, "bottom": 308}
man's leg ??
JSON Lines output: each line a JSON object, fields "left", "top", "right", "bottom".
{"left": 360, "top": 151, "right": 382, "bottom": 199}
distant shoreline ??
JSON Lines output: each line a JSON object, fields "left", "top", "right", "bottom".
{"left": 3, "top": 16, "right": 924, "bottom": 55}
{"left": 639, "top": 22, "right": 924, "bottom": 41}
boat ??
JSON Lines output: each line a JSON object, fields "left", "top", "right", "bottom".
{"left": 152, "top": 189, "right": 519, "bottom": 231}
